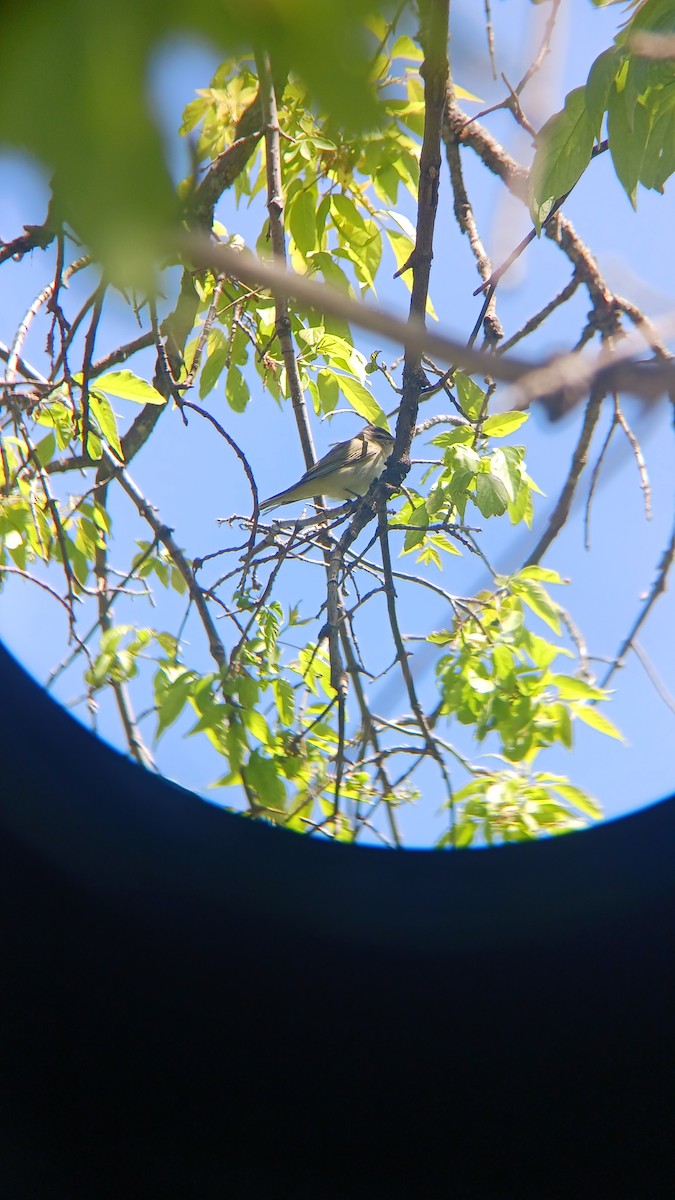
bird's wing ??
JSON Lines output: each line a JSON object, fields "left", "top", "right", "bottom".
{"left": 298, "top": 432, "right": 368, "bottom": 485}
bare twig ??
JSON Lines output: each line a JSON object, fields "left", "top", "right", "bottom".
{"left": 600, "top": 511, "right": 675, "bottom": 690}
{"left": 100, "top": 450, "right": 229, "bottom": 676}
{"left": 3, "top": 256, "right": 90, "bottom": 386}
{"left": 498, "top": 272, "right": 580, "bottom": 355}
{"left": 179, "top": 235, "right": 675, "bottom": 408}
{"left": 584, "top": 407, "right": 615, "bottom": 551}
{"left": 524, "top": 383, "right": 605, "bottom": 567}
{"left": 181, "top": 400, "right": 260, "bottom": 588}
{"left": 614, "top": 396, "right": 652, "bottom": 521}
{"left": 377, "top": 495, "right": 455, "bottom": 818}
{"left": 632, "top": 639, "right": 675, "bottom": 716}
{"left": 483, "top": 0, "right": 497, "bottom": 80}
{"left": 445, "top": 82, "right": 503, "bottom": 348}
{"left": 91, "top": 332, "right": 155, "bottom": 376}
{"left": 93, "top": 480, "right": 157, "bottom": 771}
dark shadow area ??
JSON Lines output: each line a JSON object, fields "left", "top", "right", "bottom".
{"left": 1, "top": 641, "right": 674, "bottom": 1199}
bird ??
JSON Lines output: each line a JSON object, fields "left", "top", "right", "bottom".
{"left": 260, "top": 423, "right": 395, "bottom": 511}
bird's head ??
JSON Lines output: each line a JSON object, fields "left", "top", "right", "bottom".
{"left": 364, "top": 424, "right": 395, "bottom": 448}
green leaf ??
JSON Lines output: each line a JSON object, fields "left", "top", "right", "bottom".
{"left": 391, "top": 34, "right": 423, "bottom": 62}
{"left": 330, "top": 192, "right": 369, "bottom": 240}
{"left": 481, "top": 411, "right": 528, "bottom": 438}
{"left": 307, "top": 251, "right": 354, "bottom": 294}
{"left": 315, "top": 369, "right": 341, "bottom": 414}
{"left": 226, "top": 365, "right": 249, "bottom": 412}
{"left": 510, "top": 577, "right": 562, "bottom": 634}
{"left": 245, "top": 750, "right": 286, "bottom": 809}
{"left": 550, "top": 781, "right": 602, "bottom": 818}
{"left": 431, "top": 425, "right": 474, "bottom": 448}
{"left": 449, "top": 444, "right": 481, "bottom": 474}
{"left": 508, "top": 486, "right": 534, "bottom": 529}
{"left": 518, "top": 566, "right": 564, "bottom": 585}
{"left": 330, "top": 374, "right": 388, "bottom": 427}
{"left": 91, "top": 502, "right": 111, "bottom": 534}
{"left": 474, "top": 474, "right": 509, "bottom": 518}
{"left": 623, "top": 0, "right": 675, "bottom": 39}
{"left": 198, "top": 328, "right": 229, "bottom": 398}
{"left": 640, "top": 83, "right": 675, "bottom": 192}
{"left": 586, "top": 48, "right": 623, "bottom": 139}
{"left": 428, "top": 533, "right": 461, "bottom": 558}
{"left": 530, "top": 87, "right": 595, "bottom": 230}
{"left": 155, "top": 670, "right": 194, "bottom": 738}
{"left": 607, "top": 87, "right": 653, "bottom": 206}
{"left": 384, "top": 226, "right": 415, "bottom": 276}
{"left": 340, "top": 222, "right": 382, "bottom": 293}
{"left": 572, "top": 703, "right": 625, "bottom": 741}
{"left": 549, "top": 674, "right": 606, "bottom": 702}
{"left": 455, "top": 372, "right": 486, "bottom": 419}
{"left": 90, "top": 391, "right": 124, "bottom": 460}
{"left": 416, "top": 543, "right": 442, "bottom": 570}
{"left": 95, "top": 369, "right": 166, "bottom": 405}
{"left": 402, "top": 502, "right": 429, "bottom": 551}
{"left": 243, "top": 707, "right": 272, "bottom": 748}
{"left": 274, "top": 677, "right": 295, "bottom": 725}
{"left": 236, "top": 671, "right": 260, "bottom": 709}
{"left": 373, "top": 161, "right": 400, "bottom": 205}
{"left": 86, "top": 431, "right": 102, "bottom": 460}
{"left": 288, "top": 186, "right": 318, "bottom": 257}
{"left": 488, "top": 450, "right": 517, "bottom": 502}
{"left": 33, "top": 431, "right": 56, "bottom": 468}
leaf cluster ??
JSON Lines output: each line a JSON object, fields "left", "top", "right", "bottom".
{"left": 531, "top": 0, "right": 675, "bottom": 223}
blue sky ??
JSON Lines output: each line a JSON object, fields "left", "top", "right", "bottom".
{"left": 1, "top": 0, "right": 674, "bottom": 845}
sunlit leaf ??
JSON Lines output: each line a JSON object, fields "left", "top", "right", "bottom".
{"left": 95, "top": 370, "right": 166, "bottom": 405}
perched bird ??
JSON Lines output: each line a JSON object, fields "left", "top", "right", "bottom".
{"left": 260, "top": 423, "right": 395, "bottom": 511}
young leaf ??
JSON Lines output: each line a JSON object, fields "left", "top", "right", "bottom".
{"left": 481, "top": 411, "right": 528, "bottom": 438}
{"left": 94, "top": 370, "right": 166, "bottom": 405}
{"left": 474, "top": 474, "right": 509, "bottom": 518}
{"left": 571, "top": 703, "right": 625, "bottom": 741}
{"left": 90, "top": 391, "right": 124, "bottom": 460}
{"left": 455, "top": 372, "right": 486, "bottom": 419}
{"left": 530, "top": 87, "right": 595, "bottom": 230}
{"left": 331, "top": 374, "right": 388, "bottom": 427}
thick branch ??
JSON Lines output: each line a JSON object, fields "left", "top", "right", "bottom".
{"left": 122, "top": 92, "right": 265, "bottom": 472}
{"left": 181, "top": 236, "right": 675, "bottom": 406}
{"left": 255, "top": 49, "right": 318, "bottom": 474}
{"left": 394, "top": 0, "right": 450, "bottom": 471}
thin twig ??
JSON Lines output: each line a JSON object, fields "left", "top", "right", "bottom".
{"left": 584, "top": 408, "right": 616, "bottom": 551}
{"left": 498, "top": 272, "right": 580, "bottom": 355}
{"left": 377, "top": 495, "right": 455, "bottom": 820}
{"left": 600, "top": 511, "right": 675, "bottom": 690}
{"left": 4, "top": 256, "right": 90, "bottom": 386}
{"left": 180, "top": 235, "right": 675, "bottom": 407}
{"left": 444, "top": 82, "right": 503, "bottom": 347}
{"left": 93, "top": 480, "right": 157, "bottom": 771}
{"left": 632, "top": 639, "right": 675, "bottom": 716}
{"left": 99, "top": 449, "right": 229, "bottom": 677}
{"left": 180, "top": 400, "right": 260, "bottom": 589}
{"left": 614, "top": 396, "right": 652, "bottom": 520}
{"left": 524, "top": 383, "right": 605, "bottom": 567}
